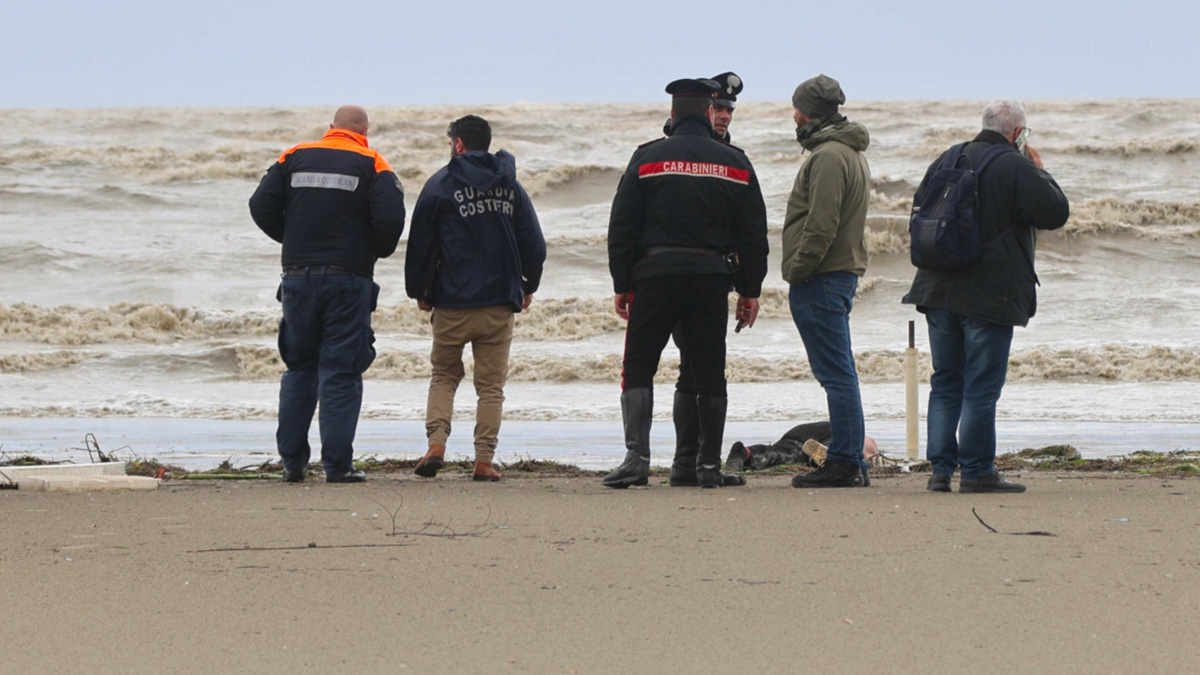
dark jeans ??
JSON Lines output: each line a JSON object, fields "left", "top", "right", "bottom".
{"left": 623, "top": 274, "right": 729, "bottom": 397}
{"left": 924, "top": 308, "right": 1013, "bottom": 479}
{"left": 276, "top": 272, "right": 378, "bottom": 475}
{"left": 788, "top": 272, "right": 864, "bottom": 468}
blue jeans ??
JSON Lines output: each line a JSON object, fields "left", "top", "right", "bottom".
{"left": 924, "top": 308, "right": 1013, "bottom": 479}
{"left": 276, "top": 271, "right": 378, "bottom": 475}
{"left": 788, "top": 272, "right": 864, "bottom": 468}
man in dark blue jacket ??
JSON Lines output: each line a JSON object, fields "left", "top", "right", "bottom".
{"left": 405, "top": 115, "right": 546, "bottom": 482}
{"left": 249, "top": 105, "right": 406, "bottom": 483}
{"left": 903, "top": 99, "right": 1069, "bottom": 493}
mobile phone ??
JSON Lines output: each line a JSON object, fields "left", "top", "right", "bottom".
{"left": 735, "top": 318, "right": 747, "bottom": 333}
{"left": 1016, "top": 128, "right": 1031, "bottom": 156}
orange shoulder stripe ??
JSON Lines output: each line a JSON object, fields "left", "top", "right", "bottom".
{"left": 277, "top": 131, "right": 393, "bottom": 176}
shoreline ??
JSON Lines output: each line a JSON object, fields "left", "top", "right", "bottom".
{"left": 4, "top": 417, "right": 1199, "bottom": 473}
{"left": 4, "top": 445, "right": 1199, "bottom": 484}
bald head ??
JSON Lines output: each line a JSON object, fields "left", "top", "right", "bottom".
{"left": 331, "top": 105, "right": 369, "bottom": 136}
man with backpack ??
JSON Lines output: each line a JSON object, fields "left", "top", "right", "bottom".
{"left": 902, "top": 100, "right": 1069, "bottom": 493}
{"left": 405, "top": 115, "right": 546, "bottom": 482}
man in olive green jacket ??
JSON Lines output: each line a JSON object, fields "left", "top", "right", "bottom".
{"left": 782, "top": 74, "right": 872, "bottom": 489}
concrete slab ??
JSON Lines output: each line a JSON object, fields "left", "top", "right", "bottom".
{"left": 0, "top": 461, "right": 127, "bottom": 486}
{"left": 20, "top": 475, "right": 159, "bottom": 493}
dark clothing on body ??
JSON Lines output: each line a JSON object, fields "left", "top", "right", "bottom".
{"left": 744, "top": 421, "right": 833, "bottom": 470}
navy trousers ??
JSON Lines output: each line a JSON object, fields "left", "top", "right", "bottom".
{"left": 275, "top": 271, "right": 378, "bottom": 475}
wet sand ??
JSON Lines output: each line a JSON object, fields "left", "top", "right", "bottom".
{"left": 2, "top": 472, "right": 1197, "bottom": 674}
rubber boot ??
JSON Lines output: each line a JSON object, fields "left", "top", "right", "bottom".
{"left": 668, "top": 390, "right": 700, "bottom": 487}
{"left": 603, "top": 388, "right": 652, "bottom": 489}
{"left": 697, "top": 395, "right": 743, "bottom": 488}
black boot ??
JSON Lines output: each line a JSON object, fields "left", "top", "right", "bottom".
{"left": 696, "top": 396, "right": 745, "bottom": 488}
{"left": 668, "top": 390, "right": 700, "bottom": 487}
{"left": 603, "top": 388, "right": 652, "bottom": 489}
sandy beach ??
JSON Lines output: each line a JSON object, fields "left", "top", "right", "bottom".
{"left": 2, "top": 471, "right": 1197, "bottom": 674}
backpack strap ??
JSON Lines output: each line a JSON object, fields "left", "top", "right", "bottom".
{"left": 970, "top": 143, "right": 1017, "bottom": 176}
{"left": 940, "top": 142, "right": 970, "bottom": 171}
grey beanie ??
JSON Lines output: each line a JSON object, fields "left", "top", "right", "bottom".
{"left": 792, "top": 74, "right": 846, "bottom": 118}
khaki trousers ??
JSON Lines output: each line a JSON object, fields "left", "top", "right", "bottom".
{"left": 425, "top": 305, "right": 515, "bottom": 462}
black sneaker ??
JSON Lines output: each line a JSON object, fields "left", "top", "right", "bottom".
{"left": 926, "top": 475, "right": 951, "bottom": 492}
{"left": 282, "top": 467, "right": 305, "bottom": 483}
{"left": 791, "top": 459, "right": 864, "bottom": 489}
{"left": 959, "top": 472, "right": 1025, "bottom": 493}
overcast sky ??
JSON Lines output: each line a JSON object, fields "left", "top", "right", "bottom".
{"left": 4, "top": 0, "right": 1196, "bottom": 108}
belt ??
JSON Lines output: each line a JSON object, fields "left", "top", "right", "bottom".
{"left": 643, "top": 246, "right": 720, "bottom": 257}
{"left": 282, "top": 266, "right": 356, "bottom": 277}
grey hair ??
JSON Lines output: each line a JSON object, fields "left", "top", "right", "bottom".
{"left": 981, "top": 99, "right": 1027, "bottom": 136}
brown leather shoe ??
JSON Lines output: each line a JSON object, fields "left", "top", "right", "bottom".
{"left": 414, "top": 444, "right": 445, "bottom": 478}
{"left": 472, "top": 461, "right": 502, "bottom": 482}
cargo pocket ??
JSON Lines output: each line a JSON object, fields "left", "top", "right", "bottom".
{"left": 354, "top": 324, "right": 377, "bottom": 374}
{"left": 277, "top": 317, "right": 292, "bottom": 367}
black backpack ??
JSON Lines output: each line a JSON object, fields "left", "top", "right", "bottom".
{"left": 909, "top": 142, "right": 1015, "bottom": 271}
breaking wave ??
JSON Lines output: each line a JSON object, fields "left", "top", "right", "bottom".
{"left": 227, "top": 344, "right": 1200, "bottom": 384}
{"left": 0, "top": 303, "right": 279, "bottom": 344}
{"left": 0, "top": 145, "right": 279, "bottom": 183}
{"left": 1060, "top": 138, "right": 1199, "bottom": 156}
{"left": 864, "top": 195, "right": 1200, "bottom": 249}
{"left": 1064, "top": 198, "right": 1200, "bottom": 238}
{"left": 1, "top": 294, "right": 823, "bottom": 346}
{"left": 518, "top": 164, "right": 621, "bottom": 199}
{"left": 0, "top": 350, "right": 106, "bottom": 373}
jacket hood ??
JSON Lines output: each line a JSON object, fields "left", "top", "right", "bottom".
{"left": 448, "top": 149, "right": 516, "bottom": 191}
{"left": 801, "top": 119, "right": 870, "bottom": 152}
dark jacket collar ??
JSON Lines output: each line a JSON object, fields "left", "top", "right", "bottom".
{"left": 974, "top": 129, "right": 1014, "bottom": 147}
{"left": 671, "top": 116, "right": 714, "bottom": 136}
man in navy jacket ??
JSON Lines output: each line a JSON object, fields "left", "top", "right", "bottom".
{"left": 249, "top": 104, "right": 406, "bottom": 484}
{"left": 405, "top": 115, "right": 546, "bottom": 482}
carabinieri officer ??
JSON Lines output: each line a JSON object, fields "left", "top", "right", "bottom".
{"left": 605, "top": 78, "right": 769, "bottom": 489}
